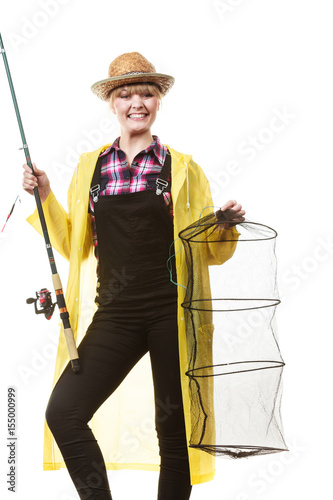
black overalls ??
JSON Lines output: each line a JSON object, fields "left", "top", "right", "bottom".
{"left": 45, "top": 152, "right": 192, "bottom": 500}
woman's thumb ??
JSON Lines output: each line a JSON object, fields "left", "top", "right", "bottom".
{"left": 32, "top": 163, "right": 43, "bottom": 176}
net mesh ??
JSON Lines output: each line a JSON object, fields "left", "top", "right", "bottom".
{"left": 178, "top": 208, "right": 288, "bottom": 458}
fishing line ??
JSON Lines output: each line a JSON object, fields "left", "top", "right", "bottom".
{"left": 1, "top": 195, "right": 21, "bottom": 233}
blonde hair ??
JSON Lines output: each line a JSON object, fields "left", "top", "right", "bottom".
{"left": 109, "top": 83, "right": 162, "bottom": 107}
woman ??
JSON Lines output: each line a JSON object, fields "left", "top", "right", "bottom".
{"left": 23, "top": 52, "right": 245, "bottom": 500}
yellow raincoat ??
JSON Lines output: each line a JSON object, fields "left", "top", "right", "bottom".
{"left": 27, "top": 143, "right": 239, "bottom": 485}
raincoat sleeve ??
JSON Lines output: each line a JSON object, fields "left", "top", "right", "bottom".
{"left": 26, "top": 166, "right": 92, "bottom": 261}
{"left": 190, "top": 159, "right": 240, "bottom": 266}
{"left": 207, "top": 224, "right": 240, "bottom": 266}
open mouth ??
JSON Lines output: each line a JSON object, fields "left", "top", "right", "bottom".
{"left": 128, "top": 113, "right": 148, "bottom": 119}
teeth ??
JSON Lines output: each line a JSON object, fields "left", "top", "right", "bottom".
{"left": 129, "top": 113, "right": 147, "bottom": 118}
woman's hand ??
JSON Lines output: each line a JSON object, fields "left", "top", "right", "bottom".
{"left": 219, "top": 199, "right": 246, "bottom": 229}
{"left": 22, "top": 163, "right": 51, "bottom": 203}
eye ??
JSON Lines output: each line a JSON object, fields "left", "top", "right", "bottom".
{"left": 120, "top": 94, "right": 129, "bottom": 99}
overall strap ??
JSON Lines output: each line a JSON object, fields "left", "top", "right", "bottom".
{"left": 155, "top": 149, "right": 171, "bottom": 195}
{"left": 90, "top": 154, "right": 103, "bottom": 203}
{"left": 90, "top": 148, "right": 172, "bottom": 204}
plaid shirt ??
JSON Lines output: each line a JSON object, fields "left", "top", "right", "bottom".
{"left": 89, "top": 135, "right": 173, "bottom": 265}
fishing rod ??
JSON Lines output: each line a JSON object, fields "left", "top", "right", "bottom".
{"left": 0, "top": 33, "right": 80, "bottom": 373}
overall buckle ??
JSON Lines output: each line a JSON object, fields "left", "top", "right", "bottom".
{"left": 90, "top": 184, "right": 100, "bottom": 203}
{"left": 156, "top": 179, "right": 168, "bottom": 195}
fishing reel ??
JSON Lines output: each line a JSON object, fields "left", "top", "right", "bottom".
{"left": 26, "top": 288, "right": 56, "bottom": 320}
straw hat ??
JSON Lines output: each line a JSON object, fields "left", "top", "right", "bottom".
{"left": 91, "top": 52, "right": 175, "bottom": 101}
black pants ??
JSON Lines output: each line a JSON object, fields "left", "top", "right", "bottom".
{"left": 45, "top": 282, "right": 192, "bottom": 500}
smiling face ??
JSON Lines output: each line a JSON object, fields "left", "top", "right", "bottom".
{"left": 110, "top": 84, "right": 161, "bottom": 136}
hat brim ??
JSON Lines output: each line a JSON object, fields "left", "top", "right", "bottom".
{"left": 91, "top": 72, "right": 175, "bottom": 101}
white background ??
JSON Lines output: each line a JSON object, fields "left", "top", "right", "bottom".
{"left": 0, "top": 0, "right": 332, "bottom": 499}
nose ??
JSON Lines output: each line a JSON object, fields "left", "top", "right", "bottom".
{"left": 130, "top": 94, "right": 144, "bottom": 109}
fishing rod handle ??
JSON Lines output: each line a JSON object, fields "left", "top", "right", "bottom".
{"left": 52, "top": 273, "right": 80, "bottom": 373}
